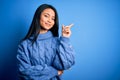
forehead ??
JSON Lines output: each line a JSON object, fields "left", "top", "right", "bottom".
{"left": 42, "top": 8, "right": 55, "bottom": 16}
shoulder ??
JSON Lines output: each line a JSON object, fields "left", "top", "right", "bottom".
{"left": 51, "top": 37, "right": 60, "bottom": 43}
{"left": 51, "top": 36, "right": 70, "bottom": 43}
{"left": 18, "top": 39, "right": 32, "bottom": 50}
{"left": 53, "top": 36, "right": 70, "bottom": 43}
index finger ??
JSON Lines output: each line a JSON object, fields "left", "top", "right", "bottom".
{"left": 68, "top": 24, "right": 74, "bottom": 28}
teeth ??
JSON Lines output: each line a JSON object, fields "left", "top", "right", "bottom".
{"left": 46, "top": 23, "right": 50, "bottom": 26}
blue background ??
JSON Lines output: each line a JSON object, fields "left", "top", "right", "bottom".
{"left": 0, "top": 0, "right": 120, "bottom": 80}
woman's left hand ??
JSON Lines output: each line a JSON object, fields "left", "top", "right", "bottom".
{"left": 62, "top": 24, "right": 74, "bottom": 38}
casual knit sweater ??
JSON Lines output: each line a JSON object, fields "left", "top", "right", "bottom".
{"left": 17, "top": 31, "right": 75, "bottom": 80}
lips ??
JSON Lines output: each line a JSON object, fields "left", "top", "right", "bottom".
{"left": 45, "top": 22, "right": 51, "bottom": 27}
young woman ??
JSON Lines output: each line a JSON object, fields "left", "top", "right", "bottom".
{"left": 16, "top": 4, "right": 75, "bottom": 80}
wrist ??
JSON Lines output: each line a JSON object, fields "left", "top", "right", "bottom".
{"left": 60, "top": 36, "right": 70, "bottom": 43}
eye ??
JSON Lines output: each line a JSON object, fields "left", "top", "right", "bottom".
{"left": 52, "top": 18, "right": 55, "bottom": 21}
{"left": 44, "top": 14, "right": 49, "bottom": 17}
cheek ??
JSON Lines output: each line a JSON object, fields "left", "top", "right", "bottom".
{"left": 40, "top": 18, "right": 45, "bottom": 25}
{"left": 40, "top": 17, "right": 45, "bottom": 22}
{"left": 52, "top": 21, "right": 55, "bottom": 25}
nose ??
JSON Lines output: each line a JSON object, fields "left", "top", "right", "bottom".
{"left": 47, "top": 18, "right": 52, "bottom": 23}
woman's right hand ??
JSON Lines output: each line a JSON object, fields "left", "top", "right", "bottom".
{"left": 58, "top": 70, "right": 64, "bottom": 76}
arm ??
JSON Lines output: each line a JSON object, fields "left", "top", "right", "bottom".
{"left": 53, "top": 37, "right": 75, "bottom": 70}
{"left": 17, "top": 43, "right": 58, "bottom": 80}
{"left": 53, "top": 24, "right": 75, "bottom": 70}
{"left": 58, "top": 36, "right": 75, "bottom": 70}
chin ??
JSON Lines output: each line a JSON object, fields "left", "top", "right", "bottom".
{"left": 41, "top": 25, "right": 53, "bottom": 30}
{"left": 45, "top": 27, "right": 52, "bottom": 30}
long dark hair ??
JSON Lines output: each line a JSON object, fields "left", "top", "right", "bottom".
{"left": 22, "top": 4, "right": 59, "bottom": 43}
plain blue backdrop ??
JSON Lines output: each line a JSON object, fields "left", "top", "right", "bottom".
{"left": 0, "top": 0, "right": 120, "bottom": 80}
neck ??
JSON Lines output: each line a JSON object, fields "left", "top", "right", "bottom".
{"left": 39, "top": 29, "right": 48, "bottom": 34}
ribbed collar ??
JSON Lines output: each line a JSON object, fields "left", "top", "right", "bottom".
{"left": 37, "top": 31, "right": 53, "bottom": 40}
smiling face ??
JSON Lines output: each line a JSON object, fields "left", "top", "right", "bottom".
{"left": 40, "top": 8, "right": 55, "bottom": 32}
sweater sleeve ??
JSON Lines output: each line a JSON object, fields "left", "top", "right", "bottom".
{"left": 16, "top": 42, "right": 58, "bottom": 80}
{"left": 53, "top": 36, "right": 75, "bottom": 70}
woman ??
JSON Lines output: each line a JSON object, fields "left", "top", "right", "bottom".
{"left": 16, "top": 4, "right": 75, "bottom": 80}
